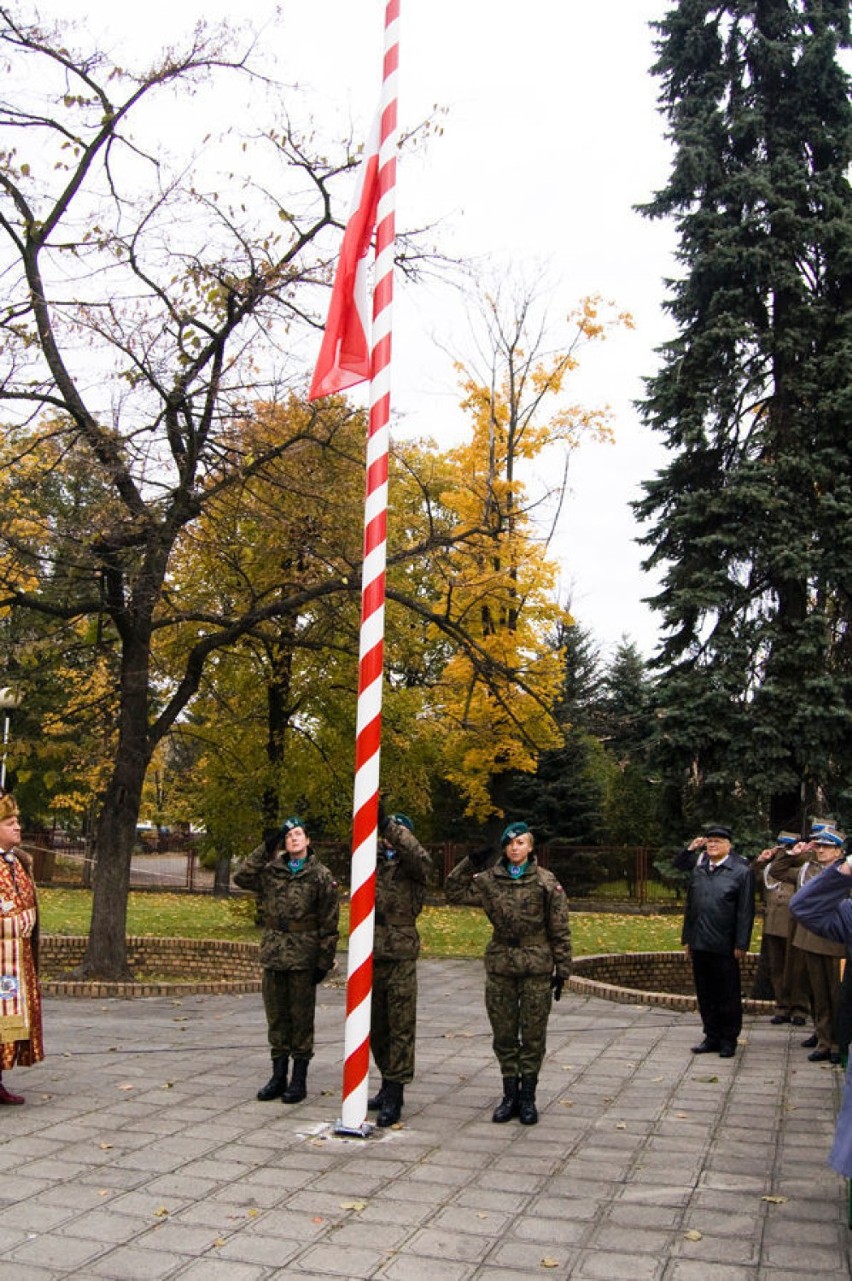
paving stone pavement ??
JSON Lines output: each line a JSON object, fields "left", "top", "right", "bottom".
{"left": 0, "top": 956, "right": 850, "bottom": 1280}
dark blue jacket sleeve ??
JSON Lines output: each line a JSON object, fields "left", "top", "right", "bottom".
{"left": 735, "top": 865, "right": 756, "bottom": 952}
{"left": 789, "top": 863, "right": 852, "bottom": 945}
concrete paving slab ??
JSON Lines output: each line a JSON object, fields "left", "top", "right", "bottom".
{"left": 0, "top": 957, "right": 849, "bottom": 1279}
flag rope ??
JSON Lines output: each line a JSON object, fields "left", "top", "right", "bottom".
{"left": 338, "top": 0, "right": 400, "bottom": 1136}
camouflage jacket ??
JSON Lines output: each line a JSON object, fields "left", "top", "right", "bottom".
{"left": 233, "top": 845, "right": 339, "bottom": 972}
{"left": 374, "top": 819, "right": 433, "bottom": 962}
{"left": 445, "top": 854, "right": 572, "bottom": 979}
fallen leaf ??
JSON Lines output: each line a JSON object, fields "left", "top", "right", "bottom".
{"left": 340, "top": 1200, "right": 368, "bottom": 1211}
{"left": 615, "top": 1122, "right": 626, "bottom": 1130}
{"left": 560, "top": 1099, "right": 574, "bottom": 1108}
{"left": 312, "top": 1216, "right": 325, "bottom": 1224}
{"left": 246, "top": 1208, "right": 260, "bottom": 1218}
{"left": 696, "top": 1075, "right": 719, "bottom": 1084}
{"left": 683, "top": 1229, "right": 702, "bottom": 1241}
{"left": 212, "top": 1237, "right": 226, "bottom": 1248}
{"left": 118, "top": 1083, "right": 135, "bottom": 1091}
{"left": 761, "top": 1195, "right": 788, "bottom": 1204}
{"left": 98, "top": 1142, "right": 113, "bottom": 1151}
{"left": 541, "top": 1258, "right": 560, "bottom": 1269}
{"left": 476, "top": 1212, "right": 489, "bottom": 1220}
{"left": 153, "top": 1207, "right": 169, "bottom": 1218}
{"left": 675, "top": 1112, "right": 689, "bottom": 1119}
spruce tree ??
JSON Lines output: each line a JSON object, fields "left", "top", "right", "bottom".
{"left": 637, "top": 1, "right": 852, "bottom": 832}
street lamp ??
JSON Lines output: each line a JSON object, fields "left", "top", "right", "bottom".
{"left": 0, "top": 688, "right": 22, "bottom": 791}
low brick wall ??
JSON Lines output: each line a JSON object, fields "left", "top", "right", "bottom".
{"left": 41, "top": 935, "right": 262, "bottom": 998}
{"left": 569, "top": 951, "right": 773, "bottom": 1014}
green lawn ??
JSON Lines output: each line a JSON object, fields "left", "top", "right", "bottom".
{"left": 40, "top": 888, "right": 760, "bottom": 957}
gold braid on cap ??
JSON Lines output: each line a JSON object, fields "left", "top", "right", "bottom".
{"left": 0, "top": 792, "right": 19, "bottom": 822}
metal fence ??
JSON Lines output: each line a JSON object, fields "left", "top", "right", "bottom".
{"left": 28, "top": 830, "right": 682, "bottom": 906}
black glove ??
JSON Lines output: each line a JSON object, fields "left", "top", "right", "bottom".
{"left": 312, "top": 967, "right": 328, "bottom": 985}
{"left": 263, "top": 829, "right": 280, "bottom": 857}
{"left": 469, "top": 845, "right": 492, "bottom": 871}
{"left": 550, "top": 973, "right": 564, "bottom": 1002}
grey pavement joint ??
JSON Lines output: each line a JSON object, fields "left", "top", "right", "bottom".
{"left": 0, "top": 957, "right": 849, "bottom": 1279}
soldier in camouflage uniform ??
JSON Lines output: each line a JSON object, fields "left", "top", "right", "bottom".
{"left": 367, "top": 813, "right": 432, "bottom": 1128}
{"left": 233, "top": 816, "right": 339, "bottom": 1104}
{"left": 445, "top": 820, "right": 572, "bottom": 1125}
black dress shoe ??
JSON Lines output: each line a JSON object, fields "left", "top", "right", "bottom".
{"left": 718, "top": 1043, "right": 737, "bottom": 1058}
{"left": 770, "top": 1014, "right": 791, "bottom": 1025}
{"left": 801, "top": 1034, "right": 818, "bottom": 1049}
{"left": 808, "top": 1048, "right": 831, "bottom": 1062}
{"left": 691, "top": 1040, "right": 720, "bottom": 1054}
{"left": 791, "top": 1016, "right": 806, "bottom": 1026}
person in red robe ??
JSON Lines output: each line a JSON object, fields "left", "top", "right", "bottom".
{"left": 0, "top": 791, "right": 43, "bottom": 1104}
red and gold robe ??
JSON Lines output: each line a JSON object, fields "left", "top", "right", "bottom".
{"left": 0, "top": 848, "right": 44, "bottom": 1068}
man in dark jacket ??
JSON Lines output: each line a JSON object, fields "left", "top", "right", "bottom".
{"left": 677, "top": 824, "right": 755, "bottom": 1058}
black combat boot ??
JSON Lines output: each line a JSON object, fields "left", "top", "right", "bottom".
{"left": 518, "top": 1073, "right": 538, "bottom": 1125}
{"left": 376, "top": 1081, "right": 404, "bottom": 1128}
{"left": 492, "top": 1075, "right": 520, "bottom": 1123}
{"left": 256, "top": 1055, "right": 288, "bottom": 1101}
{"left": 281, "top": 1057, "right": 309, "bottom": 1103}
{"left": 368, "top": 1079, "right": 388, "bottom": 1110}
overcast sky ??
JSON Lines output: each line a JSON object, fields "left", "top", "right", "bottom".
{"left": 33, "top": 0, "right": 676, "bottom": 659}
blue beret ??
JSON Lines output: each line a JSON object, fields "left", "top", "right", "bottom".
{"left": 279, "top": 816, "right": 304, "bottom": 836}
{"left": 390, "top": 813, "right": 414, "bottom": 832}
{"left": 501, "top": 821, "right": 530, "bottom": 847}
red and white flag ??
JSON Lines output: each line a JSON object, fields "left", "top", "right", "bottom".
{"left": 308, "top": 115, "right": 381, "bottom": 401}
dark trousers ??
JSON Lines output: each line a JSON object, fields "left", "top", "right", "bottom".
{"left": 764, "top": 932, "right": 789, "bottom": 1013}
{"left": 484, "top": 973, "right": 552, "bottom": 1076}
{"left": 802, "top": 950, "right": 841, "bottom": 1053}
{"left": 262, "top": 968, "right": 317, "bottom": 1060}
{"left": 371, "top": 957, "right": 417, "bottom": 1084}
{"left": 691, "top": 949, "right": 742, "bottom": 1046}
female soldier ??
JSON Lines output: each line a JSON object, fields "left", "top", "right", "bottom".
{"left": 233, "top": 816, "right": 339, "bottom": 1104}
{"left": 445, "top": 821, "right": 571, "bottom": 1125}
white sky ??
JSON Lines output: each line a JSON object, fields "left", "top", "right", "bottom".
{"left": 32, "top": 0, "right": 677, "bottom": 659}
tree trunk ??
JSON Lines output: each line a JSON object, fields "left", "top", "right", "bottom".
{"left": 75, "top": 635, "right": 153, "bottom": 981}
{"left": 213, "top": 855, "right": 232, "bottom": 898}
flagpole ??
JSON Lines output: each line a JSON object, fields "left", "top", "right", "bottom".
{"left": 336, "top": 0, "right": 400, "bottom": 1138}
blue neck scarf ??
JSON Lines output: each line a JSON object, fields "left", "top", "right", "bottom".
{"left": 507, "top": 860, "right": 528, "bottom": 879}
{"left": 287, "top": 857, "right": 306, "bottom": 874}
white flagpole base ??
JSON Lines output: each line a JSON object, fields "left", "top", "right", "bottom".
{"left": 333, "top": 1118, "right": 374, "bottom": 1139}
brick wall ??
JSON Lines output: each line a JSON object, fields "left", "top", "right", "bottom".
{"left": 569, "top": 950, "right": 771, "bottom": 1014}
{"left": 41, "top": 935, "right": 263, "bottom": 998}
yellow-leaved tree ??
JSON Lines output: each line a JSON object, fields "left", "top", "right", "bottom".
{"left": 433, "top": 289, "right": 631, "bottom": 822}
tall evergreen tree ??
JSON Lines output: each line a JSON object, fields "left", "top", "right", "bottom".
{"left": 636, "top": 1, "right": 852, "bottom": 833}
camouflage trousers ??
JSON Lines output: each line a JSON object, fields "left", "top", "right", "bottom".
{"left": 262, "top": 968, "right": 317, "bottom": 1061}
{"left": 485, "top": 972, "right": 552, "bottom": 1076}
{"left": 371, "top": 957, "right": 417, "bottom": 1083}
